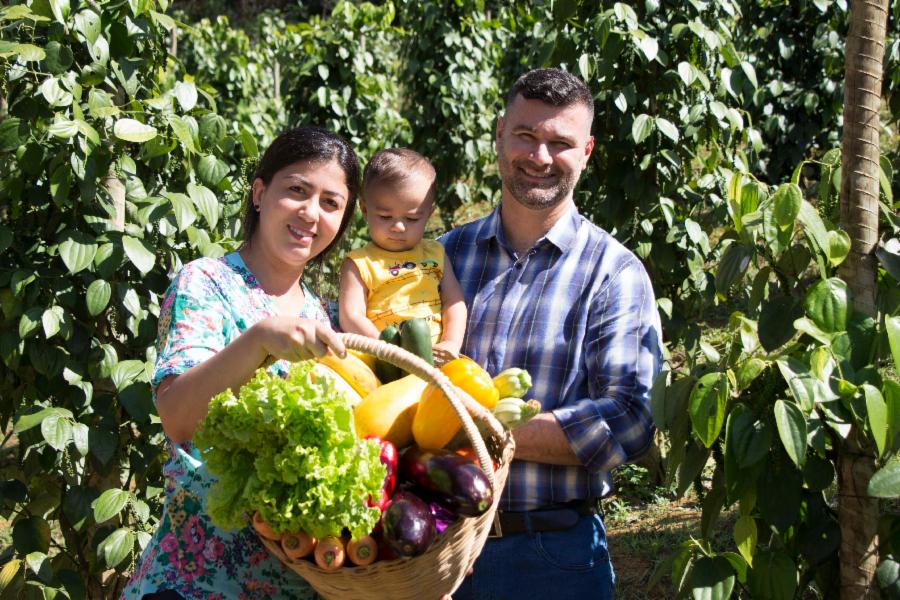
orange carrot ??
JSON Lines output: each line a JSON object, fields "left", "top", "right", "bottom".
{"left": 314, "top": 535, "right": 345, "bottom": 571}
{"left": 346, "top": 535, "right": 377, "bottom": 566}
{"left": 281, "top": 531, "right": 317, "bottom": 560}
{"left": 252, "top": 511, "right": 280, "bottom": 541}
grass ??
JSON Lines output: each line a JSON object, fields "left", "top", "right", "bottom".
{"left": 605, "top": 464, "right": 736, "bottom": 600}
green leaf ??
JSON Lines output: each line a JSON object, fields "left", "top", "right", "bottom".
{"left": 174, "top": 80, "right": 198, "bottom": 112}
{"left": 239, "top": 126, "right": 258, "bottom": 157}
{"left": 636, "top": 35, "right": 659, "bottom": 61}
{"left": 689, "top": 556, "right": 735, "bottom": 600}
{"left": 86, "top": 279, "right": 111, "bottom": 316}
{"left": 759, "top": 297, "right": 800, "bottom": 351}
{"left": 774, "top": 400, "right": 807, "bottom": 468}
{"left": 41, "top": 307, "right": 61, "bottom": 338}
{"left": 58, "top": 231, "right": 97, "bottom": 274}
{"left": 0, "top": 559, "right": 21, "bottom": 592}
{"left": 885, "top": 380, "right": 900, "bottom": 455}
{"left": 678, "top": 61, "right": 696, "bottom": 86}
{"left": 655, "top": 118, "right": 679, "bottom": 142}
{"left": 736, "top": 358, "right": 766, "bottom": 391}
{"left": 14, "top": 43, "right": 45, "bottom": 61}
{"left": 198, "top": 155, "right": 228, "bottom": 187}
{"left": 187, "top": 182, "right": 219, "bottom": 229}
{"left": 748, "top": 549, "right": 797, "bottom": 600}
{"left": 887, "top": 316, "right": 900, "bottom": 373}
{"left": 863, "top": 384, "right": 888, "bottom": 457}
{"left": 93, "top": 488, "right": 130, "bottom": 523}
{"left": 777, "top": 357, "right": 836, "bottom": 412}
{"left": 41, "top": 414, "right": 73, "bottom": 451}
{"left": 121, "top": 286, "right": 140, "bottom": 316}
{"left": 715, "top": 243, "right": 752, "bottom": 295}
{"left": 689, "top": 372, "right": 729, "bottom": 448}
{"left": 72, "top": 423, "right": 89, "bottom": 456}
{"left": 804, "top": 278, "right": 849, "bottom": 333}
{"left": 772, "top": 183, "right": 802, "bottom": 230}
{"left": 88, "top": 89, "right": 119, "bottom": 118}
{"left": 825, "top": 230, "right": 851, "bottom": 266}
{"left": 48, "top": 119, "right": 79, "bottom": 139}
{"left": 168, "top": 115, "right": 197, "bottom": 153}
{"left": 97, "top": 528, "right": 134, "bottom": 568}
{"left": 13, "top": 517, "right": 50, "bottom": 554}
{"left": 868, "top": 460, "right": 900, "bottom": 498}
{"left": 164, "top": 192, "right": 196, "bottom": 231}
{"left": 111, "top": 359, "right": 145, "bottom": 390}
{"left": 122, "top": 235, "right": 155, "bottom": 274}
{"left": 0, "top": 117, "right": 27, "bottom": 152}
{"left": 114, "top": 119, "right": 157, "bottom": 143}
{"left": 25, "top": 551, "right": 52, "bottom": 584}
{"left": 734, "top": 515, "right": 757, "bottom": 566}
{"left": 632, "top": 114, "right": 653, "bottom": 144}
{"left": 73, "top": 9, "right": 101, "bottom": 44}
{"left": 727, "top": 407, "right": 770, "bottom": 468}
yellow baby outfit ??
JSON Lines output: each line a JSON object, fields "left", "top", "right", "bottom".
{"left": 346, "top": 240, "right": 444, "bottom": 343}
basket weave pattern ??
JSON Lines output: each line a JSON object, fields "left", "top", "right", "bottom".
{"left": 258, "top": 333, "right": 515, "bottom": 600}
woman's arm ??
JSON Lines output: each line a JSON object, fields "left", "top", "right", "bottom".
{"left": 339, "top": 259, "right": 381, "bottom": 338}
{"left": 436, "top": 260, "right": 467, "bottom": 354}
{"left": 156, "top": 316, "right": 345, "bottom": 443}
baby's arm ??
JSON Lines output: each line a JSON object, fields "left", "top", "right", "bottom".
{"left": 436, "top": 260, "right": 466, "bottom": 355}
{"left": 339, "top": 259, "right": 381, "bottom": 338}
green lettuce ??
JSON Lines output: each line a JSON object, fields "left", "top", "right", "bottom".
{"left": 195, "top": 361, "right": 385, "bottom": 539}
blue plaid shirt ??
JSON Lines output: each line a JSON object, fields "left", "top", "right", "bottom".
{"left": 440, "top": 204, "right": 662, "bottom": 511}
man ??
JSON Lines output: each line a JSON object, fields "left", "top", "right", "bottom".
{"left": 441, "top": 68, "right": 662, "bottom": 599}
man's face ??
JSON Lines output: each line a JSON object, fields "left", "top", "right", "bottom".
{"left": 495, "top": 95, "right": 595, "bottom": 211}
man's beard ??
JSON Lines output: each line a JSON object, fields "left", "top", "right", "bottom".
{"left": 497, "top": 144, "right": 578, "bottom": 211}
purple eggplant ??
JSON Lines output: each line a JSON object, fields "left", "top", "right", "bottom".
{"left": 429, "top": 501, "right": 459, "bottom": 534}
{"left": 399, "top": 447, "right": 494, "bottom": 517}
{"left": 381, "top": 491, "right": 436, "bottom": 557}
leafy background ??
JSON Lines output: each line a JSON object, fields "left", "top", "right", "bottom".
{"left": 0, "top": 0, "right": 898, "bottom": 597}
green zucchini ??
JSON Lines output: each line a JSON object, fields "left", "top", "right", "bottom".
{"left": 400, "top": 318, "right": 433, "bottom": 366}
{"left": 374, "top": 325, "right": 403, "bottom": 383}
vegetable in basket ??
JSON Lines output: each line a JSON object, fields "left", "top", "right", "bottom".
{"left": 491, "top": 367, "right": 532, "bottom": 399}
{"left": 399, "top": 446, "right": 494, "bottom": 517}
{"left": 412, "top": 356, "right": 499, "bottom": 449}
{"left": 381, "top": 490, "right": 436, "bottom": 557}
{"left": 364, "top": 435, "right": 398, "bottom": 511}
{"left": 194, "top": 362, "right": 386, "bottom": 540}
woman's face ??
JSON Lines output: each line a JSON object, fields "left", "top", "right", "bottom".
{"left": 251, "top": 159, "right": 349, "bottom": 269}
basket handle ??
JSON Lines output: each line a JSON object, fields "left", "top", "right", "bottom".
{"left": 338, "top": 333, "right": 504, "bottom": 489}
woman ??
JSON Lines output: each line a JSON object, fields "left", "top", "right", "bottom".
{"left": 122, "top": 127, "right": 357, "bottom": 599}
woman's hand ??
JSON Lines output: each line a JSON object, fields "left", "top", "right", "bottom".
{"left": 253, "top": 316, "right": 346, "bottom": 363}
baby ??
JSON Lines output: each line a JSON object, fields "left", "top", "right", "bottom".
{"left": 339, "top": 148, "right": 466, "bottom": 355}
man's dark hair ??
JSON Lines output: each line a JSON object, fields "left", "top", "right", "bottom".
{"left": 506, "top": 68, "right": 594, "bottom": 117}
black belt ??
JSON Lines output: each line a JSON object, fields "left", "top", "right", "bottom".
{"left": 489, "top": 499, "right": 599, "bottom": 538}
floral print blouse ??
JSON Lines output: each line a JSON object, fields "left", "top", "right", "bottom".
{"left": 121, "top": 252, "right": 327, "bottom": 600}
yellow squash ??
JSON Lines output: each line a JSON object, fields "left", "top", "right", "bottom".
{"left": 310, "top": 363, "right": 363, "bottom": 407}
{"left": 353, "top": 374, "right": 429, "bottom": 447}
{"left": 316, "top": 351, "right": 380, "bottom": 398}
{"left": 412, "top": 357, "right": 499, "bottom": 449}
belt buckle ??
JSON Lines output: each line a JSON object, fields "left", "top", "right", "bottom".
{"left": 488, "top": 511, "right": 503, "bottom": 538}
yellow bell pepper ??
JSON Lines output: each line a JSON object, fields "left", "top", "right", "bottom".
{"left": 412, "top": 357, "right": 499, "bottom": 449}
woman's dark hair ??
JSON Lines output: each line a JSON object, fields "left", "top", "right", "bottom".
{"left": 241, "top": 126, "right": 360, "bottom": 267}
{"left": 506, "top": 68, "right": 594, "bottom": 119}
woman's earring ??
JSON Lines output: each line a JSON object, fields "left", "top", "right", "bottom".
{"left": 254, "top": 203, "right": 260, "bottom": 212}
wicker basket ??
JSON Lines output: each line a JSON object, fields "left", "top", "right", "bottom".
{"left": 258, "top": 333, "right": 514, "bottom": 600}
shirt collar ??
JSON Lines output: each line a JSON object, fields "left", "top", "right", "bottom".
{"left": 476, "top": 202, "right": 582, "bottom": 254}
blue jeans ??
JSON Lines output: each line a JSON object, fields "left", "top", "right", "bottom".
{"left": 453, "top": 512, "right": 615, "bottom": 600}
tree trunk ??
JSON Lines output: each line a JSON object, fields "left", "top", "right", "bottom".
{"left": 837, "top": 1, "right": 889, "bottom": 598}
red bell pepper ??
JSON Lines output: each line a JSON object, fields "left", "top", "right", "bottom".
{"left": 365, "top": 435, "right": 397, "bottom": 511}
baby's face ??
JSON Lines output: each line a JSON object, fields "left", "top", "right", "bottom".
{"left": 362, "top": 175, "right": 434, "bottom": 252}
